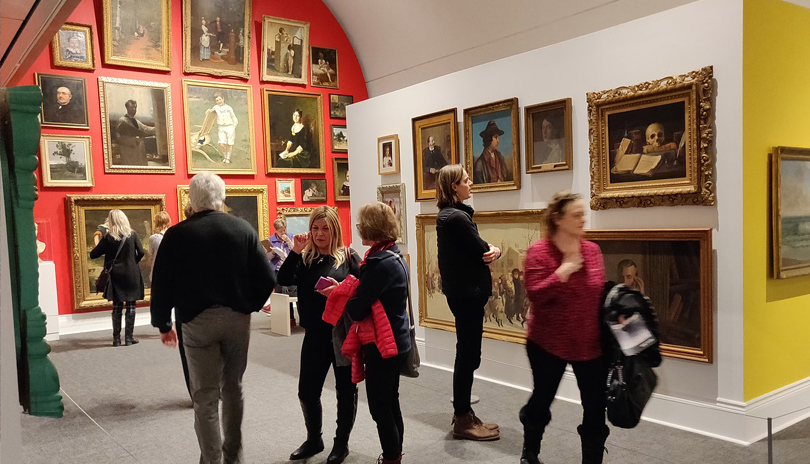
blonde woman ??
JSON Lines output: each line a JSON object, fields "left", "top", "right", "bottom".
{"left": 90, "top": 209, "right": 145, "bottom": 346}
{"left": 277, "top": 206, "right": 361, "bottom": 464}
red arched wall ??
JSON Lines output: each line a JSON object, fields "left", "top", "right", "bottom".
{"left": 24, "top": 0, "right": 368, "bottom": 315}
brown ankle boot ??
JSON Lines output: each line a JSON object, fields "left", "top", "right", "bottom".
{"left": 471, "top": 410, "right": 499, "bottom": 431}
{"left": 452, "top": 411, "right": 500, "bottom": 441}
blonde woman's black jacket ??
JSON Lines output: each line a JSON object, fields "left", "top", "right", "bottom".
{"left": 436, "top": 203, "right": 492, "bottom": 299}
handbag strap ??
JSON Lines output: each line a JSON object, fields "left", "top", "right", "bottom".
{"left": 386, "top": 250, "right": 415, "bottom": 330}
{"left": 107, "top": 235, "right": 127, "bottom": 268}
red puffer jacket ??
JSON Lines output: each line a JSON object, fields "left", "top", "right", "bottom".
{"left": 323, "top": 274, "right": 399, "bottom": 383}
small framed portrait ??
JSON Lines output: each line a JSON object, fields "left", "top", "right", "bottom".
{"left": 36, "top": 73, "right": 89, "bottom": 128}
{"left": 183, "top": 80, "right": 256, "bottom": 174}
{"left": 263, "top": 89, "right": 325, "bottom": 174}
{"left": 331, "top": 125, "right": 348, "bottom": 153}
{"left": 39, "top": 135, "right": 94, "bottom": 187}
{"left": 52, "top": 23, "right": 95, "bottom": 70}
{"left": 412, "top": 108, "right": 459, "bottom": 201}
{"left": 102, "top": 0, "right": 171, "bottom": 70}
{"left": 329, "top": 94, "right": 353, "bottom": 119}
{"left": 525, "top": 98, "right": 573, "bottom": 173}
{"left": 588, "top": 66, "right": 714, "bottom": 210}
{"left": 261, "top": 15, "right": 309, "bottom": 84}
{"left": 310, "top": 46, "right": 339, "bottom": 88}
{"left": 585, "top": 228, "right": 714, "bottom": 363}
{"left": 771, "top": 146, "right": 810, "bottom": 279}
{"left": 377, "top": 183, "right": 406, "bottom": 244}
{"left": 98, "top": 77, "right": 175, "bottom": 173}
{"left": 301, "top": 179, "right": 327, "bottom": 203}
{"left": 333, "top": 158, "right": 350, "bottom": 201}
{"left": 276, "top": 178, "right": 296, "bottom": 203}
{"left": 178, "top": 185, "right": 269, "bottom": 239}
{"left": 378, "top": 134, "right": 400, "bottom": 175}
{"left": 183, "top": 0, "right": 252, "bottom": 79}
{"left": 463, "top": 97, "right": 521, "bottom": 193}
{"left": 277, "top": 206, "right": 316, "bottom": 236}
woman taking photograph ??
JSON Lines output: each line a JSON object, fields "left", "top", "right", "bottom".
{"left": 520, "top": 191, "right": 609, "bottom": 464}
{"left": 90, "top": 209, "right": 145, "bottom": 347}
{"left": 435, "top": 164, "right": 501, "bottom": 441}
{"left": 340, "top": 202, "right": 411, "bottom": 464}
{"left": 276, "top": 206, "right": 360, "bottom": 464}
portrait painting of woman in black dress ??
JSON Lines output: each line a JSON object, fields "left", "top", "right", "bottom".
{"left": 263, "top": 89, "right": 325, "bottom": 173}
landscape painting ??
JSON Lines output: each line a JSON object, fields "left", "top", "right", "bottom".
{"left": 39, "top": 135, "right": 94, "bottom": 187}
{"left": 772, "top": 147, "right": 810, "bottom": 279}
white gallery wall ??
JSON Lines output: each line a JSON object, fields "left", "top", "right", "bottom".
{"left": 348, "top": 0, "right": 755, "bottom": 443}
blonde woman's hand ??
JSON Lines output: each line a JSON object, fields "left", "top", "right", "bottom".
{"left": 292, "top": 233, "right": 310, "bottom": 254}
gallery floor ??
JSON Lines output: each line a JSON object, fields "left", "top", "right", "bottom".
{"left": 21, "top": 313, "right": 810, "bottom": 463}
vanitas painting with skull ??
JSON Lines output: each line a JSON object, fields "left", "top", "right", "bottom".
{"left": 606, "top": 101, "right": 687, "bottom": 183}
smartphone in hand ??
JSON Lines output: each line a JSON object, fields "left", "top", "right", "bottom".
{"left": 315, "top": 276, "right": 333, "bottom": 291}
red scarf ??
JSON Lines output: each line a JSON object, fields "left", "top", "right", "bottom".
{"left": 362, "top": 241, "right": 396, "bottom": 266}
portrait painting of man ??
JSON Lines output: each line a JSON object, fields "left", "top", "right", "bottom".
{"left": 464, "top": 98, "right": 520, "bottom": 193}
{"left": 37, "top": 73, "right": 89, "bottom": 128}
{"left": 412, "top": 108, "right": 458, "bottom": 201}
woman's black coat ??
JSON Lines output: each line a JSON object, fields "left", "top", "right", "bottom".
{"left": 90, "top": 232, "right": 145, "bottom": 303}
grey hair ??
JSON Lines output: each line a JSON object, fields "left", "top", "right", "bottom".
{"left": 189, "top": 172, "right": 226, "bottom": 212}
{"left": 273, "top": 218, "right": 286, "bottom": 230}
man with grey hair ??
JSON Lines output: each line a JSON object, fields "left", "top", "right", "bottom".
{"left": 151, "top": 171, "right": 275, "bottom": 464}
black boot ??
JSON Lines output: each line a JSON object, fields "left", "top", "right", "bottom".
{"left": 577, "top": 424, "right": 609, "bottom": 464}
{"left": 519, "top": 406, "right": 545, "bottom": 464}
{"left": 111, "top": 308, "right": 122, "bottom": 346}
{"left": 124, "top": 308, "right": 138, "bottom": 345}
{"left": 290, "top": 400, "right": 324, "bottom": 460}
{"left": 327, "top": 389, "right": 357, "bottom": 463}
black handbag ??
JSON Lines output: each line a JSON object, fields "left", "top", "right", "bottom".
{"left": 95, "top": 237, "right": 126, "bottom": 293}
{"left": 606, "top": 355, "right": 657, "bottom": 428}
{"left": 388, "top": 250, "right": 420, "bottom": 378}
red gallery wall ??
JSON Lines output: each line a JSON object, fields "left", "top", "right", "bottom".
{"left": 24, "top": 0, "right": 368, "bottom": 316}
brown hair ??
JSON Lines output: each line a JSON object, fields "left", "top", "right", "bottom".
{"left": 435, "top": 164, "right": 465, "bottom": 209}
{"left": 153, "top": 211, "right": 171, "bottom": 234}
{"left": 544, "top": 190, "right": 581, "bottom": 238}
{"left": 357, "top": 202, "right": 399, "bottom": 243}
{"left": 302, "top": 206, "right": 346, "bottom": 269}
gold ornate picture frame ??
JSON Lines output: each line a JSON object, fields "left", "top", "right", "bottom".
{"left": 587, "top": 66, "right": 714, "bottom": 210}
{"left": 585, "top": 228, "right": 713, "bottom": 363}
{"left": 377, "top": 183, "right": 406, "bottom": 244}
{"left": 310, "top": 46, "right": 339, "bottom": 88}
{"left": 263, "top": 89, "right": 326, "bottom": 174}
{"left": 102, "top": 0, "right": 171, "bottom": 70}
{"left": 98, "top": 76, "right": 175, "bottom": 174}
{"left": 39, "top": 134, "right": 94, "bottom": 187}
{"left": 333, "top": 158, "right": 350, "bottom": 201}
{"left": 525, "top": 98, "right": 573, "bottom": 173}
{"left": 67, "top": 194, "right": 166, "bottom": 310}
{"left": 464, "top": 98, "right": 521, "bottom": 193}
{"left": 276, "top": 179, "right": 296, "bottom": 203}
{"left": 52, "top": 22, "right": 95, "bottom": 70}
{"left": 177, "top": 185, "right": 269, "bottom": 240}
{"left": 261, "top": 15, "right": 309, "bottom": 84}
{"left": 183, "top": 0, "right": 252, "bottom": 79}
{"left": 771, "top": 146, "right": 810, "bottom": 279}
{"left": 277, "top": 206, "right": 316, "bottom": 237}
{"left": 36, "top": 73, "right": 89, "bottom": 128}
{"left": 412, "top": 108, "right": 459, "bottom": 201}
{"left": 416, "top": 210, "right": 544, "bottom": 343}
{"left": 377, "top": 134, "right": 399, "bottom": 175}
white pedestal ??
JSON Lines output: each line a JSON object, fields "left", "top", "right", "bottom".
{"left": 269, "top": 293, "right": 298, "bottom": 336}
{"left": 38, "top": 261, "right": 59, "bottom": 341}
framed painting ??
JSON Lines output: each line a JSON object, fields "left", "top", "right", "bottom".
{"left": 39, "top": 135, "right": 94, "bottom": 187}
{"left": 331, "top": 125, "right": 348, "bottom": 153}
{"left": 277, "top": 206, "right": 316, "bottom": 237}
{"left": 66, "top": 194, "right": 166, "bottom": 310}
{"left": 416, "top": 210, "right": 544, "bottom": 343}
{"left": 377, "top": 183, "right": 406, "bottom": 244}
{"left": 36, "top": 73, "right": 88, "bottom": 128}
{"left": 183, "top": 0, "right": 252, "bottom": 79}
{"left": 183, "top": 80, "right": 256, "bottom": 174}
{"left": 263, "top": 89, "right": 325, "bottom": 173}
{"left": 260, "top": 15, "right": 309, "bottom": 84}
{"left": 329, "top": 94, "right": 353, "bottom": 119}
{"left": 378, "top": 134, "right": 399, "bottom": 175}
{"left": 276, "top": 179, "right": 296, "bottom": 203}
{"left": 464, "top": 97, "right": 521, "bottom": 193}
{"left": 52, "top": 23, "right": 95, "bottom": 70}
{"left": 412, "top": 108, "right": 459, "bottom": 201}
{"left": 98, "top": 77, "right": 175, "bottom": 173}
{"left": 771, "top": 146, "right": 810, "bottom": 279}
{"left": 301, "top": 179, "right": 327, "bottom": 203}
{"left": 587, "top": 66, "right": 714, "bottom": 210}
{"left": 311, "top": 46, "right": 338, "bottom": 88}
{"left": 333, "top": 158, "right": 350, "bottom": 201}
{"left": 177, "top": 185, "right": 270, "bottom": 240}
{"left": 102, "top": 0, "right": 171, "bottom": 70}
{"left": 585, "top": 229, "right": 713, "bottom": 363}
{"left": 525, "top": 98, "right": 573, "bottom": 173}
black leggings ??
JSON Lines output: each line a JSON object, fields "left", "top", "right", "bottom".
{"left": 446, "top": 294, "right": 488, "bottom": 416}
{"left": 364, "top": 344, "right": 406, "bottom": 460}
{"left": 522, "top": 341, "right": 608, "bottom": 434}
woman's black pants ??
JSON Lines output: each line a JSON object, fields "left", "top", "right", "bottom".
{"left": 363, "top": 344, "right": 406, "bottom": 460}
{"left": 446, "top": 294, "right": 488, "bottom": 416}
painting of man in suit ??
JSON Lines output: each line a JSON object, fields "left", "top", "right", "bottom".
{"left": 422, "top": 135, "right": 447, "bottom": 191}
{"left": 37, "top": 74, "right": 88, "bottom": 128}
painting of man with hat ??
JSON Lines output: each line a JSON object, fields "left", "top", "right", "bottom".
{"left": 473, "top": 120, "right": 511, "bottom": 184}
{"left": 464, "top": 98, "right": 521, "bottom": 192}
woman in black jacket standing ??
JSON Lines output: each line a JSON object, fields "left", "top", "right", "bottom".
{"left": 277, "top": 206, "right": 360, "bottom": 464}
{"left": 435, "top": 164, "right": 501, "bottom": 441}
{"left": 90, "top": 209, "right": 145, "bottom": 346}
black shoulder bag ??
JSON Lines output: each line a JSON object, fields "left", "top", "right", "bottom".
{"left": 387, "top": 250, "right": 420, "bottom": 378}
{"left": 95, "top": 237, "right": 126, "bottom": 293}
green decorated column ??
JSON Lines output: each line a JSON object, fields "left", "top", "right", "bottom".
{"left": 1, "top": 86, "right": 63, "bottom": 417}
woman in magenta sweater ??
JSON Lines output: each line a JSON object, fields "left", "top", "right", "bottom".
{"left": 520, "top": 191, "right": 609, "bottom": 464}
